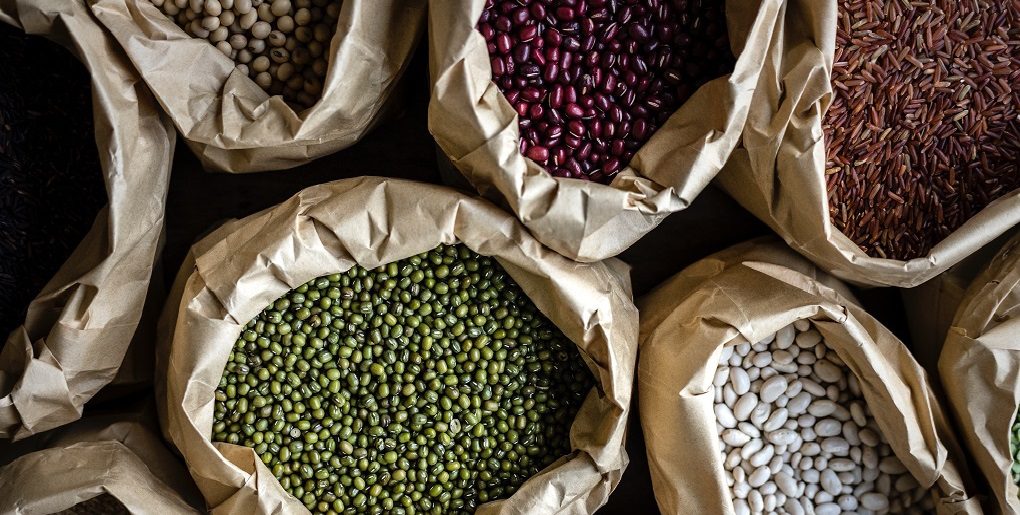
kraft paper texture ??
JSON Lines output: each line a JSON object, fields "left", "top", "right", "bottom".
{"left": 90, "top": 0, "right": 426, "bottom": 173}
{"left": 901, "top": 231, "right": 1016, "bottom": 376}
{"left": 716, "top": 0, "right": 1020, "bottom": 287}
{"left": 0, "top": 0, "right": 175, "bottom": 440}
{"left": 427, "top": 0, "right": 782, "bottom": 262}
{"left": 157, "top": 177, "right": 639, "bottom": 514}
{"left": 0, "top": 417, "right": 200, "bottom": 514}
{"left": 638, "top": 238, "right": 980, "bottom": 514}
{"left": 940, "top": 232, "right": 1020, "bottom": 514}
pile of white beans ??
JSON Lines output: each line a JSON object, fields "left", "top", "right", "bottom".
{"left": 713, "top": 319, "right": 933, "bottom": 515}
{"left": 148, "top": 0, "right": 340, "bottom": 109}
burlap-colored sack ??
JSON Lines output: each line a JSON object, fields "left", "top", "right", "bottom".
{"left": 157, "top": 177, "right": 638, "bottom": 513}
{"left": 715, "top": 0, "right": 1020, "bottom": 288}
{"left": 427, "top": 0, "right": 781, "bottom": 262}
{"left": 0, "top": 417, "right": 201, "bottom": 514}
{"left": 89, "top": 0, "right": 425, "bottom": 173}
{"left": 0, "top": 0, "right": 175, "bottom": 440}
{"left": 902, "top": 232, "right": 1016, "bottom": 375}
{"left": 939, "top": 232, "right": 1020, "bottom": 514}
{"left": 638, "top": 238, "right": 980, "bottom": 514}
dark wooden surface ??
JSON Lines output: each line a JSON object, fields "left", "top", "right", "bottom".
{"left": 85, "top": 43, "right": 920, "bottom": 514}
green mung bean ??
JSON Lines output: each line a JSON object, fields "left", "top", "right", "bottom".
{"left": 1013, "top": 410, "right": 1020, "bottom": 494}
{"left": 213, "top": 244, "right": 592, "bottom": 514}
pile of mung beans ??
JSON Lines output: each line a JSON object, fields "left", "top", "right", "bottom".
{"left": 713, "top": 319, "right": 932, "bottom": 515}
{"left": 213, "top": 244, "right": 592, "bottom": 514}
{"left": 479, "top": 0, "right": 734, "bottom": 184}
{"left": 147, "top": 0, "right": 340, "bottom": 109}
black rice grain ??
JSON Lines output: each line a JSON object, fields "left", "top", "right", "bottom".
{"left": 0, "top": 24, "right": 106, "bottom": 342}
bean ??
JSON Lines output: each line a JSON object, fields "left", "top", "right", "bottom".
{"left": 212, "top": 244, "right": 593, "bottom": 514}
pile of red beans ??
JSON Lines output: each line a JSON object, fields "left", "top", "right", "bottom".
{"left": 479, "top": 0, "right": 734, "bottom": 184}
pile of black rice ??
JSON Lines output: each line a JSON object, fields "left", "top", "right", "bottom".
{"left": 0, "top": 24, "right": 106, "bottom": 343}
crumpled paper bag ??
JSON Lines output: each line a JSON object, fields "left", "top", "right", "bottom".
{"left": 716, "top": 0, "right": 1020, "bottom": 287}
{"left": 157, "top": 176, "right": 639, "bottom": 514}
{"left": 939, "top": 232, "right": 1020, "bottom": 514}
{"left": 0, "top": 417, "right": 201, "bottom": 514}
{"left": 638, "top": 238, "right": 980, "bottom": 514}
{"left": 0, "top": 0, "right": 175, "bottom": 440}
{"left": 89, "top": 0, "right": 426, "bottom": 173}
{"left": 427, "top": 0, "right": 782, "bottom": 262}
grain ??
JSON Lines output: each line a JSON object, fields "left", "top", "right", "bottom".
{"left": 824, "top": 0, "right": 1020, "bottom": 260}
{"left": 0, "top": 24, "right": 106, "bottom": 343}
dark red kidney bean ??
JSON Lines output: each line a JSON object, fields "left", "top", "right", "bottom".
{"left": 514, "top": 44, "right": 531, "bottom": 63}
{"left": 497, "top": 34, "right": 512, "bottom": 54}
{"left": 525, "top": 145, "right": 550, "bottom": 162}
{"left": 603, "top": 122, "right": 616, "bottom": 138}
{"left": 495, "top": 16, "right": 511, "bottom": 32}
{"left": 549, "top": 85, "right": 564, "bottom": 108}
{"left": 511, "top": 7, "right": 529, "bottom": 25}
{"left": 611, "top": 139, "right": 625, "bottom": 156}
{"left": 503, "top": 89, "right": 519, "bottom": 104}
{"left": 568, "top": 120, "right": 585, "bottom": 136}
{"left": 491, "top": 57, "right": 506, "bottom": 78}
{"left": 543, "top": 65, "right": 559, "bottom": 82}
{"left": 544, "top": 27, "right": 561, "bottom": 46}
{"left": 633, "top": 118, "right": 649, "bottom": 140}
{"left": 519, "top": 24, "right": 538, "bottom": 42}
{"left": 577, "top": 142, "right": 593, "bottom": 160}
{"left": 479, "top": 0, "right": 735, "bottom": 183}
{"left": 566, "top": 157, "right": 583, "bottom": 176}
{"left": 553, "top": 146, "right": 568, "bottom": 165}
{"left": 480, "top": 23, "right": 495, "bottom": 40}
{"left": 521, "top": 86, "right": 542, "bottom": 102}
{"left": 628, "top": 23, "right": 651, "bottom": 43}
{"left": 564, "top": 85, "right": 577, "bottom": 104}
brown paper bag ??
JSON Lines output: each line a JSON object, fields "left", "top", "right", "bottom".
{"left": 157, "top": 177, "right": 638, "bottom": 514}
{"left": 638, "top": 238, "right": 980, "bottom": 514}
{"left": 715, "top": 0, "right": 1020, "bottom": 288}
{"left": 901, "top": 231, "right": 1017, "bottom": 376}
{"left": 939, "top": 232, "right": 1020, "bottom": 514}
{"left": 89, "top": 0, "right": 425, "bottom": 173}
{"left": 0, "top": 418, "right": 201, "bottom": 514}
{"left": 0, "top": 0, "right": 175, "bottom": 440}
{"left": 426, "top": 0, "right": 782, "bottom": 262}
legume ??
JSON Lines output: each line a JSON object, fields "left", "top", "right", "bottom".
{"left": 479, "top": 0, "right": 734, "bottom": 184}
{"left": 147, "top": 0, "right": 341, "bottom": 110}
{"left": 713, "top": 319, "right": 932, "bottom": 514}
{"left": 0, "top": 24, "right": 106, "bottom": 343}
{"left": 213, "top": 244, "right": 592, "bottom": 514}
{"left": 824, "top": 0, "right": 1020, "bottom": 260}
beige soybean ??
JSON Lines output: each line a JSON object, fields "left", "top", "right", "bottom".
{"left": 147, "top": 0, "right": 342, "bottom": 109}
